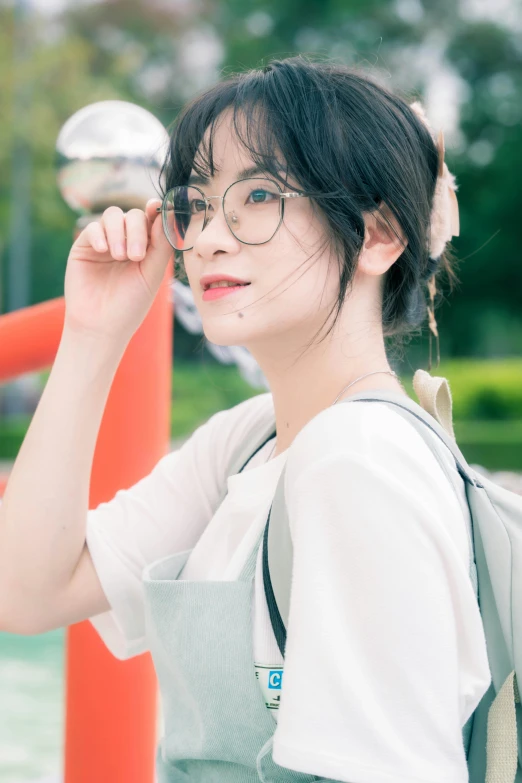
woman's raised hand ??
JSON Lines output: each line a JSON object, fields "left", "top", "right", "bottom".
{"left": 64, "top": 198, "right": 173, "bottom": 345}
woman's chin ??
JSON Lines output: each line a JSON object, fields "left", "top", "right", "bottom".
{"left": 201, "top": 324, "right": 252, "bottom": 348}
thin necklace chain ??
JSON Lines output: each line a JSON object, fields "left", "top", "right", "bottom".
{"left": 266, "top": 369, "right": 398, "bottom": 462}
{"left": 331, "top": 369, "right": 398, "bottom": 404}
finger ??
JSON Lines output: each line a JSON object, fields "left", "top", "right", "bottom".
{"left": 124, "top": 209, "right": 148, "bottom": 261}
{"left": 149, "top": 203, "right": 174, "bottom": 252}
{"left": 102, "top": 206, "right": 127, "bottom": 260}
{"left": 145, "top": 198, "right": 162, "bottom": 233}
{"left": 85, "top": 220, "right": 108, "bottom": 253}
{"left": 145, "top": 198, "right": 175, "bottom": 252}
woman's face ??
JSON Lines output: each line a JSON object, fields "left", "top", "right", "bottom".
{"left": 181, "top": 109, "right": 341, "bottom": 353}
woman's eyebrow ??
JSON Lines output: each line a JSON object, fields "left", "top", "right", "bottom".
{"left": 236, "top": 165, "right": 270, "bottom": 179}
{"left": 187, "top": 165, "right": 284, "bottom": 187}
{"left": 187, "top": 173, "right": 210, "bottom": 186}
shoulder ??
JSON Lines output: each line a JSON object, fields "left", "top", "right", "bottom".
{"left": 285, "top": 398, "right": 460, "bottom": 504}
{"left": 287, "top": 399, "right": 427, "bottom": 470}
{"left": 284, "top": 399, "right": 472, "bottom": 567}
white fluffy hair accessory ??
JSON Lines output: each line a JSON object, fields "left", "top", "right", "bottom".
{"left": 410, "top": 101, "right": 460, "bottom": 260}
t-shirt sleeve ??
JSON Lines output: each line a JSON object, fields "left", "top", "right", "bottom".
{"left": 86, "top": 392, "right": 272, "bottom": 660}
{"left": 272, "top": 402, "right": 491, "bottom": 783}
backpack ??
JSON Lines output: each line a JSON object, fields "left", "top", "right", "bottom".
{"left": 219, "top": 369, "right": 522, "bottom": 783}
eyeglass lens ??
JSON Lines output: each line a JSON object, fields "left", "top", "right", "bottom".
{"left": 162, "top": 178, "right": 283, "bottom": 250}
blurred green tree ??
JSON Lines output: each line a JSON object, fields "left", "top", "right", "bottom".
{"left": 0, "top": 0, "right": 520, "bottom": 363}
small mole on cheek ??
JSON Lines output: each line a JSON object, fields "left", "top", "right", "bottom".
{"left": 238, "top": 312, "right": 244, "bottom": 318}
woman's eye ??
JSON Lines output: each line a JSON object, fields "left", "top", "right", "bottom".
{"left": 247, "top": 189, "right": 277, "bottom": 204}
{"left": 189, "top": 199, "right": 206, "bottom": 214}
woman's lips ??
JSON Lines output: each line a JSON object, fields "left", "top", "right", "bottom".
{"left": 202, "top": 284, "right": 251, "bottom": 301}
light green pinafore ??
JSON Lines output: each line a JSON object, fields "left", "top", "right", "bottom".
{"left": 142, "top": 510, "right": 332, "bottom": 782}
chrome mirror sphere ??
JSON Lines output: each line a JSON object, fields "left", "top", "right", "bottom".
{"left": 56, "top": 100, "right": 169, "bottom": 216}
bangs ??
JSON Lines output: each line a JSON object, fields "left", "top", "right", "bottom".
{"left": 160, "top": 72, "right": 301, "bottom": 195}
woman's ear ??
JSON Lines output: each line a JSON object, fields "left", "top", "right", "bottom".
{"left": 358, "top": 203, "right": 408, "bottom": 277}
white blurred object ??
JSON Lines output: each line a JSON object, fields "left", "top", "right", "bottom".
{"left": 56, "top": 101, "right": 169, "bottom": 214}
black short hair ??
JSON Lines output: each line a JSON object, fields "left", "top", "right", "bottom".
{"left": 160, "top": 55, "right": 458, "bottom": 357}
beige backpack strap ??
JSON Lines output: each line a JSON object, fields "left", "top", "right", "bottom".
{"left": 412, "top": 368, "right": 456, "bottom": 440}
{"left": 485, "top": 670, "right": 519, "bottom": 783}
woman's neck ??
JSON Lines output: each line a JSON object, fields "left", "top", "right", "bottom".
{"left": 249, "top": 330, "right": 408, "bottom": 458}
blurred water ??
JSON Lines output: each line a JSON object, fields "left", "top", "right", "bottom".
{"left": 0, "top": 630, "right": 64, "bottom": 783}
{"left": 0, "top": 631, "right": 163, "bottom": 783}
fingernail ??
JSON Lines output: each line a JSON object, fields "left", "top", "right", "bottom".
{"left": 95, "top": 239, "right": 107, "bottom": 252}
{"left": 130, "top": 243, "right": 144, "bottom": 257}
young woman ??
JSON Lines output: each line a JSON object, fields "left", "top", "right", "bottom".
{"left": 0, "top": 57, "right": 491, "bottom": 782}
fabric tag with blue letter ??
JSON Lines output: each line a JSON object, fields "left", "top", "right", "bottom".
{"left": 254, "top": 664, "right": 284, "bottom": 711}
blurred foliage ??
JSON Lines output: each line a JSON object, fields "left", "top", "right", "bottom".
{"left": 403, "top": 357, "right": 522, "bottom": 420}
{"left": 0, "top": 415, "right": 29, "bottom": 460}
{"left": 170, "top": 359, "right": 260, "bottom": 438}
{"left": 0, "top": 0, "right": 521, "bottom": 361}
{"left": 1, "top": 359, "right": 522, "bottom": 472}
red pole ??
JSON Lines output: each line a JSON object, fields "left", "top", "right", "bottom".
{"left": 0, "top": 256, "right": 173, "bottom": 780}
{"left": 63, "top": 260, "right": 173, "bottom": 782}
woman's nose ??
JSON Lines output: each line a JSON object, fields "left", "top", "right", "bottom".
{"left": 193, "top": 198, "right": 239, "bottom": 256}
{"left": 205, "top": 197, "right": 241, "bottom": 232}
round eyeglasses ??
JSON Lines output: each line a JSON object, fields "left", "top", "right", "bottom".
{"left": 157, "top": 177, "right": 308, "bottom": 251}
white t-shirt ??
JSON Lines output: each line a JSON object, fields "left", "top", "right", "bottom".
{"left": 86, "top": 391, "right": 491, "bottom": 783}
